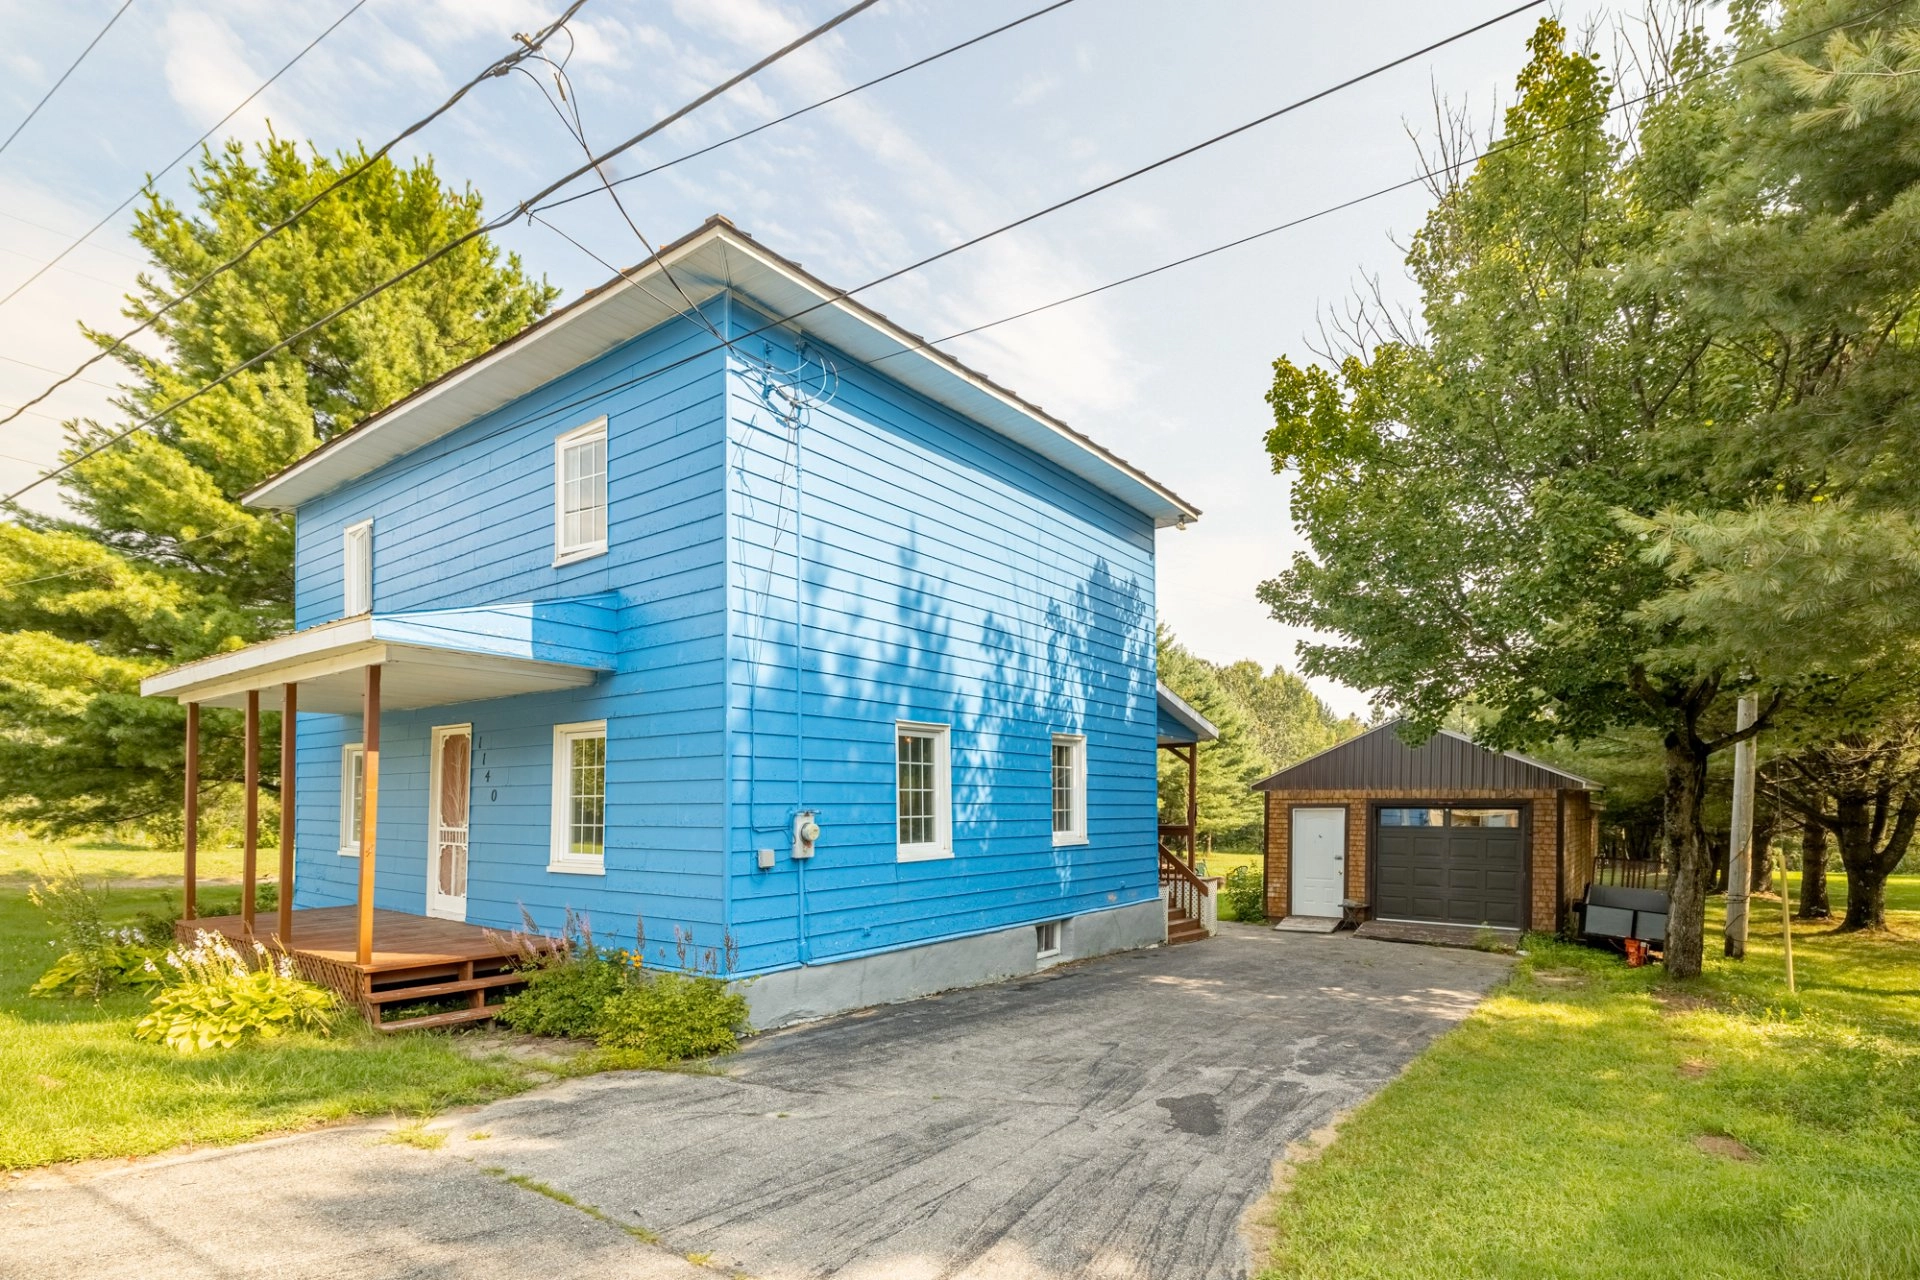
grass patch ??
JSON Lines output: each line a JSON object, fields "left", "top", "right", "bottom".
{"left": 1260, "top": 874, "right": 1920, "bottom": 1279}
{"left": 0, "top": 828, "right": 244, "bottom": 884}
{"left": 0, "top": 879, "right": 534, "bottom": 1169}
{"left": 379, "top": 1119, "right": 448, "bottom": 1150}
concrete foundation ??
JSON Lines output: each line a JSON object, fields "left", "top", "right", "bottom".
{"left": 741, "top": 897, "right": 1167, "bottom": 1028}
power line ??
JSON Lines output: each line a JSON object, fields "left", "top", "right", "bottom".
{"left": 1, "top": 0, "right": 1066, "bottom": 435}
{"left": 3, "top": 0, "right": 884, "bottom": 503}
{"left": 875, "top": 2, "right": 1911, "bottom": 359}
{"left": 0, "top": 0, "right": 138, "bottom": 159}
{"left": 0, "top": 0, "right": 588, "bottom": 430}
{"left": 253, "top": 0, "right": 1901, "bottom": 511}
{"left": 0, "top": 0, "right": 370, "bottom": 314}
{"left": 537, "top": 0, "right": 1081, "bottom": 215}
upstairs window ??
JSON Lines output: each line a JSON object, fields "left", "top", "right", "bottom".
{"left": 896, "top": 722, "right": 952, "bottom": 862}
{"left": 342, "top": 520, "right": 372, "bottom": 615}
{"left": 1051, "top": 734, "right": 1087, "bottom": 845}
{"left": 555, "top": 418, "right": 608, "bottom": 563}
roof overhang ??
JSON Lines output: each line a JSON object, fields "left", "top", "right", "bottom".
{"left": 1156, "top": 680, "right": 1219, "bottom": 746}
{"left": 243, "top": 218, "right": 1200, "bottom": 528}
{"left": 140, "top": 597, "right": 616, "bottom": 715}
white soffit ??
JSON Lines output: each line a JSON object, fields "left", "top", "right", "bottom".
{"left": 244, "top": 220, "right": 1200, "bottom": 527}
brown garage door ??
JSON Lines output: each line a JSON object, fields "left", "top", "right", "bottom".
{"left": 1374, "top": 806, "right": 1524, "bottom": 928}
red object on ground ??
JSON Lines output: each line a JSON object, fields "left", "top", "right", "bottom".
{"left": 1625, "top": 938, "right": 1649, "bottom": 967}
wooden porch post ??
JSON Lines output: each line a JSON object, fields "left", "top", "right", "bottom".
{"left": 1185, "top": 743, "right": 1198, "bottom": 868}
{"left": 356, "top": 664, "right": 381, "bottom": 966}
{"left": 278, "top": 682, "right": 297, "bottom": 943}
{"left": 243, "top": 690, "right": 260, "bottom": 938}
{"left": 183, "top": 702, "right": 199, "bottom": 921}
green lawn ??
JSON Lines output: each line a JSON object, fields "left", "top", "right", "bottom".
{"left": 1262, "top": 874, "right": 1920, "bottom": 1279}
{"left": 0, "top": 842, "right": 539, "bottom": 1170}
{"left": 0, "top": 828, "right": 245, "bottom": 884}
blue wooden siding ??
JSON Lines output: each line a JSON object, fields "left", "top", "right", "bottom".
{"left": 290, "top": 307, "right": 733, "bottom": 955}
{"left": 720, "top": 303, "right": 1159, "bottom": 976}
{"left": 286, "top": 292, "right": 1160, "bottom": 977}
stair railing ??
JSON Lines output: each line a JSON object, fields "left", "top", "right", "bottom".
{"left": 1159, "top": 841, "right": 1219, "bottom": 935}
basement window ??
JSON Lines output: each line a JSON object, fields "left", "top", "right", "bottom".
{"left": 1036, "top": 919, "right": 1063, "bottom": 960}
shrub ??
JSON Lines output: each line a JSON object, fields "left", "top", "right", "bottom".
{"left": 134, "top": 930, "right": 338, "bottom": 1053}
{"left": 27, "top": 864, "right": 165, "bottom": 998}
{"left": 595, "top": 972, "right": 750, "bottom": 1066}
{"left": 497, "top": 946, "right": 634, "bottom": 1038}
{"left": 1221, "top": 865, "right": 1266, "bottom": 923}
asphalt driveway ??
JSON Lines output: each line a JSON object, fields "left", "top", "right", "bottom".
{"left": 9, "top": 924, "right": 1510, "bottom": 1280}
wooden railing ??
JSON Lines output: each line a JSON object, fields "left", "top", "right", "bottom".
{"left": 1159, "top": 822, "right": 1195, "bottom": 865}
{"left": 1592, "top": 856, "right": 1669, "bottom": 891}
{"left": 1159, "top": 843, "right": 1219, "bottom": 934}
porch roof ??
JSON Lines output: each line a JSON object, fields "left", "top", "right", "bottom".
{"left": 1156, "top": 681, "right": 1218, "bottom": 746}
{"left": 139, "top": 595, "right": 617, "bottom": 715}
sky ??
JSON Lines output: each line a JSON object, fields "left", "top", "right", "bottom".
{"left": 0, "top": 0, "right": 1649, "bottom": 719}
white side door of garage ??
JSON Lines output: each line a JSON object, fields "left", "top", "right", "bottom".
{"left": 1290, "top": 806, "right": 1347, "bottom": 918}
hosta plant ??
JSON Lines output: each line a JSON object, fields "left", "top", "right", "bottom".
{"left": 27, "top": 865, "right": 166, "bottom": 998}
{"left": 135, "top": 930, "right": 338, "bottom": 1053}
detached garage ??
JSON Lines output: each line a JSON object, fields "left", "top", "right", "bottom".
{"left": 1255, "top": 722, "right": 1600, "bottom": 937}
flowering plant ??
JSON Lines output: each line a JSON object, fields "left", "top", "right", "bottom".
{"left": 134, "top": 930, "right": 338, "bottom": 1053}
{"left": 27, "top": 866, "right": 166, "bottom": 998}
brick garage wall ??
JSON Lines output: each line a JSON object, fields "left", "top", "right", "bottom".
{"left": 1262, "top": 788, "right": 1574, "bottom": 931}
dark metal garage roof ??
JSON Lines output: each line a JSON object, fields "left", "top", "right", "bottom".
{"left": 1251, "top": 720, "right": 1599, "bottom": 793}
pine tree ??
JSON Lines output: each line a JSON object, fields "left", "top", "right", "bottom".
{"left": 0, "top": 137, "right": 556, "bottom": 831}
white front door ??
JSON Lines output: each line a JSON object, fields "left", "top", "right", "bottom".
{"left": 1290, "top": 806, "right": 1347, "bottom": 918}
{"left": 427, "top": 724, "right": 472, "bottom": 921}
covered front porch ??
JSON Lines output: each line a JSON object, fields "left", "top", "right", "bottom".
{"left": 140, "top": 597, "right": 614, "bottom": 1025}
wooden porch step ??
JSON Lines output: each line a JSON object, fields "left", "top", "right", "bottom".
{"left": 364, "top": 970, "right": 529, "bottom": 1005}
{"left": 1167, "top": 921, "right": 1209, "bottom": 945}
{"left": 377, "top": 1005, "right": 502, "bottom": 1033}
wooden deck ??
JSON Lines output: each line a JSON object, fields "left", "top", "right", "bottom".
{"left": 177, "top": 907, "right": 559, "bottom": 1031}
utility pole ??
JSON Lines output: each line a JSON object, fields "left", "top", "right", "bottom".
{"left": 1724, "top": 694, "right": 1758, "bottom": 959}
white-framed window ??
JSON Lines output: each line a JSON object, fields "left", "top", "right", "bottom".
{"left": 1051, "top": 733, "right": 1087, "bottom": 846}
{"left": 1035, "top": 919, "right": 1062, "bottom": 959}
{"left": 554, "top": 418, "right": 609, "bottom": 564}
{"left": 339, "top": 743, "right": 365, "bottom": 855}
{"left": 549, "top": 720, "right": 607, "bottom": 874}
{"left": 895, "top": 721, "right": 952, "bottom": 862}
{"left": 342, "top": 520, "right": 372, "bottom": 615}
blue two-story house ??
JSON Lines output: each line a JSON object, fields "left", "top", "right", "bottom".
{"left": 143, "top": 216, "right": 1205, "bottom": 1027}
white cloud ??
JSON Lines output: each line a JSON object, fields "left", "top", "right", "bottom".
{"left": 161, "top": 10, "right": 293, "bottom": 144}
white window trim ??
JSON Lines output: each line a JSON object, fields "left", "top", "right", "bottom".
{"left": 895, "top": 720, "right": 953, "bottom": 863}
{"left": 339, "top": 743, "right": 364, "bottom": 856}
{"left": 342, "top": 519, "right": 372, "bottom": 616}
{"left": 1051, "top": 733, "right": 1088, "bottom": 847}
{"left": 549, "top": 719, "right": 608, "bottom": 875}
{"left": 1036, "top": 919, "right": 1063, "bottom": 960}
{"left": 553, "top": 417, "right": 609, "bottom": 566}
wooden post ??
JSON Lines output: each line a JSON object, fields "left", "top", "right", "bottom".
{"left": 243, "top": 689, "right": 260, "bottom": 938}
{"left": 183, "top": 702, "right": 199, "bottom": 921}
{"left": 356, "top": 664, "right": 381, "bottom": 966}
{"left": 278, "top": 682, "right": 297, "bottom": 944}
{"left": 1185, "top": 744, "right": 1198, "bottom": 869}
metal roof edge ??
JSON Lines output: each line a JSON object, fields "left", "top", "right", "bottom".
{"left": 243, "top": 217, "right": 1201, "bottom": 525}
{"left": 1155, "top": 680, "right": 1219, "bottom": 742}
